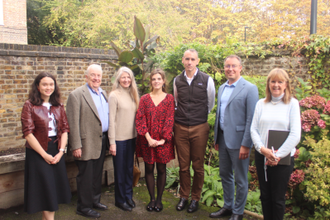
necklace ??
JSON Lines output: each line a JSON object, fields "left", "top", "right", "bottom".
{"left": 271, "top": 94, "right": 284, "bottom": 105}
{"left": 271, "top": 100, "right": 281, "bottom": 105}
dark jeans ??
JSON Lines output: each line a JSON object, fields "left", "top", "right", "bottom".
{"left": 255, "top": 151, "right": 294, "bottom": 220}
{"left": 113, "top": 138, "right": 136, "bottom": 204}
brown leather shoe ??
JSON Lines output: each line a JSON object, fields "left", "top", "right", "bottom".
{"left": 176, "top": 198, "right": 188, "bottom": 211}
{"left": 209, "top": 207, "right": 232, "bottom": 218}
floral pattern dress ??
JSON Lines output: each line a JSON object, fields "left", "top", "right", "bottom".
{"left": 136, "top": 93, "right": 175, "bottom": 164}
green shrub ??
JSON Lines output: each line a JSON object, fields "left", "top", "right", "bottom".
{"left": 165, "top": 162, "right": 180, "bottom": 191}
{"left": 245, "top": 190, "right": 262, "bottom": 215}
{"left": 201, "top": 164, "right": 224, "bottom": 207}
{"left": 243, "top": 75, "right": 267, "bottom": 100}
{"left": 302, "top": 133, "right": 330, "bottom": 219}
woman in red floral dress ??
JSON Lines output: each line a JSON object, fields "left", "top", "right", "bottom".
{"left": 136, "top": 68, "right": 175, "bottom": 212}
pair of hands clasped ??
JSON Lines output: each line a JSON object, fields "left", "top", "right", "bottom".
{"left": 146, "top": 132, "right": 165, "bottom": 148}
{"left": 43, "top": 151, "right": 64, "bottom": 165}
{"left": 147, "top": 138, "right": 165, "bottom": 148}
{"left": 260, "top": 146, "right": 281, "bottom": 166}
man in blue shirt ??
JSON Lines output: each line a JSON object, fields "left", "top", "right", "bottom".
{"left": 67, "top": 64, "right": 109, "bottom": 218}
{"left": 210, "top": 55, "right": 258, "bottom": 220}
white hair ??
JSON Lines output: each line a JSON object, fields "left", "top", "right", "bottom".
{"left": 86, "top": 64, "right": 103, "bottom": 75}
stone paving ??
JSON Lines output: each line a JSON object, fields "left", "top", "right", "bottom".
{"left": 0, "top": 181, "right": 256, "bottom": 220}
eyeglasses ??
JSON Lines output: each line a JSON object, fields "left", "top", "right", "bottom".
{"left": 90, "top": 73, "right": 102, "bottom": 79}
{"left": 224, "top": 65, "right": 240, "bottom": 69}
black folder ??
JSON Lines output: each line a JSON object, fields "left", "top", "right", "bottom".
{"left": 267, "top": 130, "right": 291, "bottom": 165}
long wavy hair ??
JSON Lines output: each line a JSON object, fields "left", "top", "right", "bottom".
{"left": 111, "top": 67, "right": 139, "bottom": 107}
{"left": 29, "top": 72, "right": 61, "bottom": 106}
{"left": 265, "top": 68, "right": 292, "bottom": 104}
{"left": 149, "top": 68, "right": 167, "bottom": 93}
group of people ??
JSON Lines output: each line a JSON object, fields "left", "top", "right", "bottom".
{"left": 21, "top": 49, "right": 301, "bottom": 220}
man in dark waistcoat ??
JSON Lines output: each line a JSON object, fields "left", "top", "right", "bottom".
{"left": 173, "top": 49, "right": 215, "bottom": 213}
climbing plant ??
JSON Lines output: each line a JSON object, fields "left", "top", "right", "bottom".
{"left": 290, "top": 35, "right": 330, "bottom": 93}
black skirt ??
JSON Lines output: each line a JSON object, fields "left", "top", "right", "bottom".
{"left": 24, "top": 137, "right": 72, "bottom": 214}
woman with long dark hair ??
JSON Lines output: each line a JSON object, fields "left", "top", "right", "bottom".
{"left": 21, "top": 72, "right": 71, "bottom": 220}
{"left": 136, "top": 68, "right": 175, "bottom": 212}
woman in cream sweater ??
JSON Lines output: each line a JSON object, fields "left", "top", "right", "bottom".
{"left": 108, "top": 67, "right": 139, "bottom": 212}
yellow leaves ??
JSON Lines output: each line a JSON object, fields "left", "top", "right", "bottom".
{"left": 39, "top": 0, "right": 330, "bottom": 47}
{"left": 304, "top": 137, "right": 330, "bottom": 211}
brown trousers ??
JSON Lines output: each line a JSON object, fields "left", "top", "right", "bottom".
{"left": 174, "top": 122, "right": 210, "bottom": 201}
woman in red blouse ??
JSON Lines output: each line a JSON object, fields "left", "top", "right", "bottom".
{"left": 136, "top": 68, "right": 175, "bottom": 212}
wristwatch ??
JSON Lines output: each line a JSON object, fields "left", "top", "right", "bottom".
{"left": 59, "top": 148, "right": 65, "bottom": 153}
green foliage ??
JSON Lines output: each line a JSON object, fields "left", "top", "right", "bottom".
{"left": 165, "top": 163, "right": 262, "bottom": 215}
{"left": 165, "top": 162, "right": 180, "bottom": 190}
{"left": 305, "top": 35, "right": 330, "bottom": 90}
{"left": 205, "top": 146, "right": 219, "bottom": 168}
{"left": 31, "top": 0, "right": 191, "bottom": 48}
{"left": 242, "top": 75, "right": 267, "bottom": 99}
{"left": 291, "top": 35, "right": 330, "bottom": 94}
{"left": 284, "top": 94, "right": 330, "bottom": 219}
{"left": 294, "top": 77, "right": 312, "bottom": 100}
{"left": 317, "top": 87, "right": 330, "bottom": 99}
{"left": 302, "top": 133, "right": 330, "bottom": 219}
{"left": 201, "top": 164, "right": 223, "bottom": 207}
{"left": 245, "top": 190, "right": 262, "bottom": 215}
{"left": 104, "top": 16, "right": 159, "bottom": 94}
{"left": 294, "top": 147, "right": 311, "bottom": 170}
{"left": 27, "top": 0, "right": 67, "bottom": 45}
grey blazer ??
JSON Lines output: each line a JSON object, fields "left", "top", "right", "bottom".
{"left": 214, "top": 77, "right": 259, "bottom": 149}
{"left": 66, "top": 84, "right": 108, "bottom": 161}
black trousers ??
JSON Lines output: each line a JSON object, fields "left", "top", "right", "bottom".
{"left": 255, "top": 151, "right": 294, "bottom": 220}
{"left": 75, "top": 133, "right": 107, "bottom": 211}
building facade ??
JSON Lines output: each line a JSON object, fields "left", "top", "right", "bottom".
{"left": 0, "top": 0, "right": 27, "bottom": 44}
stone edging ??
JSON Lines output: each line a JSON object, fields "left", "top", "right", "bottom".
{"left": 0, "top": 43, "right": 117, "bottom": 60}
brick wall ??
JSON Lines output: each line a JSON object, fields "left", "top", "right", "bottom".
{"left": 0, "top": 43, "right": 117, "bottom": 151}
{"left": 243, "top": 54, "right": 309, "bottom": 79}
{"left": 0, "top": 43, "right": 314, "bottom": 152}
{"left": 0, "top": 0, "right": 27, "bottom": 44}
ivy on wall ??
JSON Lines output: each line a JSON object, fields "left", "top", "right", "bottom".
{"left": 289, "top": 35, "right": 330, "bottom": 93}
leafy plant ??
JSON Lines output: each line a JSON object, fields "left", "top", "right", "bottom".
{"left": 299, "top": 95, "right": 330, "bottom": 141}
{"left": 245, "top": 190, "right": 262, "bottom": 215}
{"left": 294, "top": 77, "right": 312, "bottom": 100}
{"left": 201, "top": 164, "right": 224, "bottom": 207}
{"left": 243, "top": 75, "right": 267, "bottom": 99}
{"left": 294, "top": 147, "right": 312, "bottom": 170}
{"left": 302, "top": 133, "right": 330, "bottom": 219}
{"left": 105, "top": 16, "right": 159, "bottom": 94}
{"left": 165, "top": 162, "right": 180, "bottom": 190}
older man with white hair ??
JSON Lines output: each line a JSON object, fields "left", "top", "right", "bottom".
{"left": 67, "top": 64, "right": 109, "bottom": 218}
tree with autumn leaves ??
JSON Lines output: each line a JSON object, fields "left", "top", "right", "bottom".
{"left": 28, "top": 0, "right": 330, "bottom": 47}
